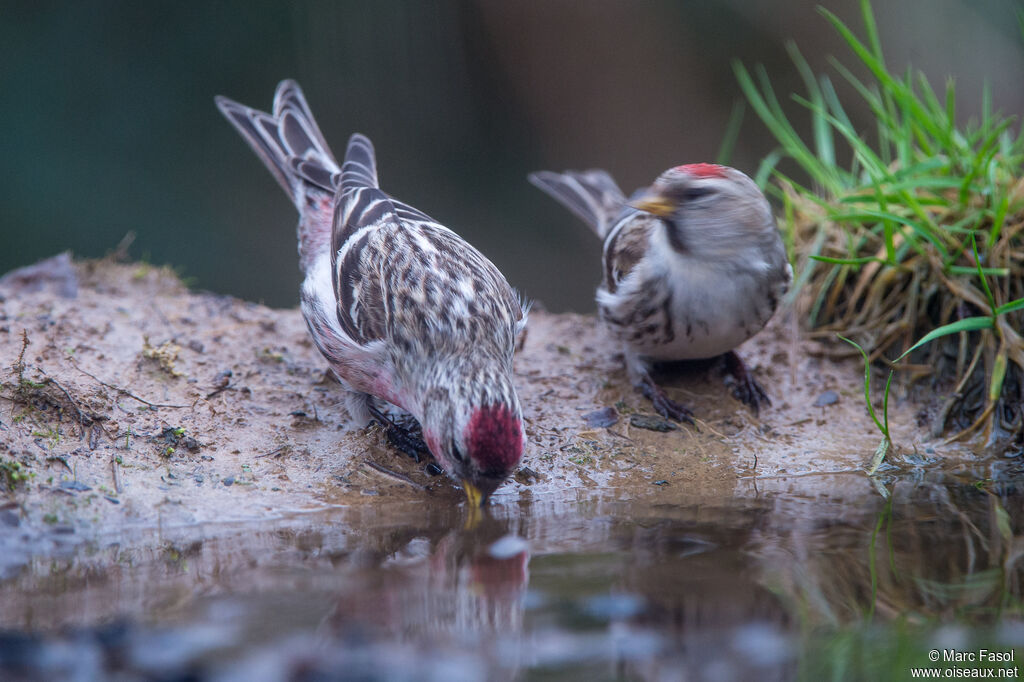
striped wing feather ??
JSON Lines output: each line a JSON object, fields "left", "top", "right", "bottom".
{"left": 332, "top": 135, "right": 522, "bottom": 350}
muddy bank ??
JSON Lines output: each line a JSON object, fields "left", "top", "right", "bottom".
{"left": 0, "top": 256, "right": 976, "bottom": 537}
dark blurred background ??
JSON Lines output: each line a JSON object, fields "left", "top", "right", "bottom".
{"left": 2, "top": 1, "right": 1022, "bottom": 311}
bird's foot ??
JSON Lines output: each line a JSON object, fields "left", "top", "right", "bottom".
{"left": 367, "top": 403, "right": 432, "bottom": 462}
{"left": 724, "top": 351, "right": 770, "bottom": 414}
{"left": 385, "top": 426, "right": 432, "bottom": 463}
{"left": 639, "top": 375, "right": 695, "bottom": 425}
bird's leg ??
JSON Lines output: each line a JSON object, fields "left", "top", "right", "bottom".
{"left": 723, "top": 350, "right": 770, "bottom": 413}
{"left": 626, "top": 351, "right": 695, "bottom": 424}
{"left": 366, "top": 402, "right": 432, "bottom": 463}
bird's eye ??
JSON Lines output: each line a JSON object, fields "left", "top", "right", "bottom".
{"left": 682, "top": 186, "right": 714, "bottom": 202}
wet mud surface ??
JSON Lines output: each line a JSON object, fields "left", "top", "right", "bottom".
{"left": 0, "top": 257, "right": 975, "bottom": 532}
{"left": 2, "top": 256, "right": 1019, "bottom": 680}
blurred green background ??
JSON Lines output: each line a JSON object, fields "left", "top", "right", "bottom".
{"left": 2, "top": 1, "right": 1022, "bottom": 311}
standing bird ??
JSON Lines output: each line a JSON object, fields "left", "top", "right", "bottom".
{"left": 529, "top": 164, "right": 791, "bottom": 422}
{"left": 216, "top": 80, "right": 526, "bottom": 506}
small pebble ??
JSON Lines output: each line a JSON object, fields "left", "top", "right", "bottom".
{"left": 630, "top": 414, "right": 678, "bottom": 432}
{"left": 222, "top": 476, "right": 235, "bottom": 487}
{"left": 514, "top": 466, "right": 541, "bottom": 484}
{"left": 582, "top": 406, "right": 619, "bottom": 428}
{"left": 59, "top": 480, "right": 91, "bottom": 492}
{"left": 653, "top": 480, "right": 669, "bottom": 486}
{"left": 814, "top": 390, "right": 839, "bottom": 407}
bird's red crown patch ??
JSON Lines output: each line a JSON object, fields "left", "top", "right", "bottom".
{"left": 674, "top": 163, "right": 727, "bottom": 178}
{"left": 465, "top": 404, "right": 523, "bottom": 473}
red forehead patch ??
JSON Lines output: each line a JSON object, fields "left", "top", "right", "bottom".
{"left": 674, "top": 163, "right": 727, "bottom": 178}
{"left": 465, "top": 404, "right": 523, "bottom": 474}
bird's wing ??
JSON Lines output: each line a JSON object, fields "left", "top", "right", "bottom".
{"left": 331, "top": 135, "right": 523, "bottom": 352}
{"left": 602, "top": 211, "right": 657, "bottom": 294}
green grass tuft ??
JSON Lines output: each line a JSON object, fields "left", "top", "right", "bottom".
{"left": 736, "top": 0, "right": 1024, "bottom": 450}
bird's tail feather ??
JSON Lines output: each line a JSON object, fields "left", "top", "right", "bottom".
{"left": 216, "top": 79, "right": 339, "bottom": 207}
{"left": 528, "top": 170, "right": 626, "bottom": 239}
{"left": 340, "top": 133, "right": 380, "bottom": 191}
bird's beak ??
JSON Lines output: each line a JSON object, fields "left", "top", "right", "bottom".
{"left": 629, "top": 192, "right": 675, "bottom": 218}
{"left": 462, "top": 479, "right": 487, "bottom": 508}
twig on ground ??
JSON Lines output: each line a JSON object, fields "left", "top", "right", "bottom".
{"left": 110, "top": 454, "right": 123, "bottom": 494}
{"left": 362, "top": 458, "right": 427, "bottom": 490}
{"left": 71, "top": 360, "right": 189, "bottom": 409}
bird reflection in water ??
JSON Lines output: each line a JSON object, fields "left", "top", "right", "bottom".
{"left": 320, "top": 509, "right": 530, "bottom": 642}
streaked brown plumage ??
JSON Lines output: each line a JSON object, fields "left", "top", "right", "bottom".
{"left": 217, "top": 80, "right": 526, "bottom": 504}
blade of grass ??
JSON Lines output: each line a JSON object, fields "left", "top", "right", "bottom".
{"left": 857, "top": 0, "right": 901, "bottom": 147}
{"left": 881, "top": 368, "right": 892, "bottom": 444}
{"left": 867, "top": 436, "right": 889, "bottom": 476}
{"left": 754, "top": 148, "right": 786, "bottom": 189}
{"left": 987, "top": 191, "right": 1010, "bottom": 247}
{"left": 896, "top": 316, "right": 994, "bottom": 361}
{"left": 839, "top": 334, "right": 889, "bottom": 440}
{"left": 971, "top": 234, "right": 997, "bottom": 314}
{"left": 995, "top": 297, "right": 1024, "bottom": 316}
{"left": 989, "top": 345, "right": 1008, "bottom": 406}
{"left": 787, "top": 41, "right": 836, "bottom": 170}
{"left": 810, "top": 255, "right": 883, "bottom": 266}
{"left": 734, "top": 61, "right": 843, "bottom": 194}
{"left": 947, "top": 266, "right": 1009, "bottom": 277}
{"left": 715, "top": 99, "right": 745, "bottom": 165}
{"left": 945, "top": 78, "right": 957, "bottom": 137}
{"left": 827, "top": 209, "right": 949, "bottom": 258}
{"left": 824, "top": 6, "right": 948, "bottom": 147}
{"left": 793, "top": 95, "right": 945, "bottom": 233}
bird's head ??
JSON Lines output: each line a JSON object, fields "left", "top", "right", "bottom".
{"left": 419, "top": 370, "right": 524, "bottom": 507}
{"left": 629, "top": 163, "right": 776, "bottom": 259}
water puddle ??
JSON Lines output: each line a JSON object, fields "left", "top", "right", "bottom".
{"left": 2, "top": 468, "right": 1024, "bottom": 681}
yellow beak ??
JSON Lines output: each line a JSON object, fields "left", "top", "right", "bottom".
{"left": 629, "top": 193, "right": 675, "bottom": 218}
{"left": 462, "top": 479, "right": 485, "bottom": 508}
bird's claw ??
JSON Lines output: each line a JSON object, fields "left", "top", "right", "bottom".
{"left": 639, "top": 376, "right": 695, "bottom": 425}
{"left": 731, "top": 376, "right": 770, "bottom": 413}
{"left": 367, "top": 403, "right": 431, "bottom": 462}
{"left": 724, "top": 351, "right": 771, "bottom": 414}
{"left": 652, "top": 393, "right": 696, "bottom": 425}
{"left": 383, "top": 425, "right": 431, "bottom": 462}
